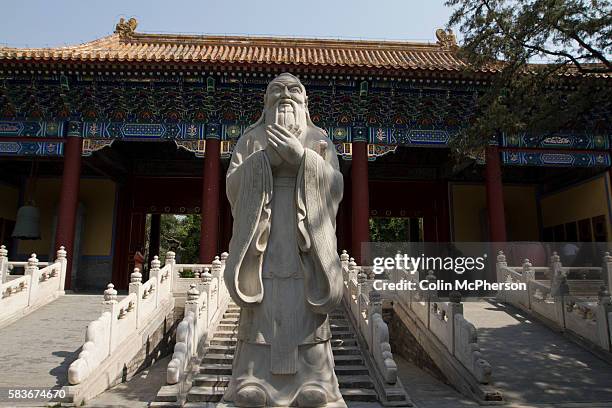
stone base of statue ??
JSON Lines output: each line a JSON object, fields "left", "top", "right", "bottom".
{"left": 222, "top": 340, "right": 346, "bottom": 407}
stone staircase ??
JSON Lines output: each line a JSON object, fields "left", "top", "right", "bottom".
{"left": 182, "top": 303, "right": 386, "bottom": 406}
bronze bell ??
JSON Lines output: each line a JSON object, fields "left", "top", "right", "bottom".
{"left": 12, "top": 204, "right": 41, "bottom": 240}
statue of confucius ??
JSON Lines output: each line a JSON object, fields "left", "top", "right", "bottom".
{"left": 223, "top": 73, "right": 346, "bottom": 408}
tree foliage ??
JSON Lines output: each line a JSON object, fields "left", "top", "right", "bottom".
{"left": 369, "top": 217, "right": 412, "bottom": 242}
{"left": 159, "top": 214, "right": 201, "bottom": 264}
{"left": 445, "top": 0, "right": 611, "bottom": 153}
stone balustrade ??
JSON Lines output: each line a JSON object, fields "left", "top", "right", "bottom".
{"left": 340, "top": 250, "right": 399, "bottom": 385}
{"left": 0, "top": 246, "right": 67, "bottom": 328}
{"left": 389, "top": 262, "right": 492, "bottom": 384}
{"left": 171, "top": 252, "right": 228, "bottom": 297}
{"left": 496, "top": 251, "right": 612, "bottom": 352}
{"left": 67, "top": 251, "right": 176, "bottom": 385}
{"left": 167, "top": 253, "right": 230, "bottom": 385}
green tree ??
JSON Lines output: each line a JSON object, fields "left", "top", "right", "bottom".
{"left": 369, "top": 217, "right": 411, "bottom": 242}
{"left": 159, "top": 214, "right": 201, "bottom": 264}
{"left": 445, "top": 0, "right": 611, "bottom": 153}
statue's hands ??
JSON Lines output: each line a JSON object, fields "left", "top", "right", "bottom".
{"left": 266, "top": 124, "right": 304, "bottom": 166}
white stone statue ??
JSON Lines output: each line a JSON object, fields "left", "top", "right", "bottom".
{"left": 223, "top": 73, "right": 345, "bottom": 407}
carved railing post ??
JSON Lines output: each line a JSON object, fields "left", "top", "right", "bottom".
{"left": 425, "top": 270, "right": 437, "bottom": 329}
{"left": 56, "top": 246, "right": 68, "bottom": 293}
{"left": 448, "top": 291, "right": 463, "bottom": 355}
{"left": 496, "top": 250, "right": 507, "bottom": 283}
{"left": 522, "top": 258, "right": 533, "bottom": 309}
{"left": 356, "top": 269, "right": 366, "bottom": 324}
{"left": 165, "top": 250, "right": 176, "bottom": 290}
{"left": 367, "top": 289, "right": 382, "bottom": 348}
{"left": 596, "top": 286, "right": 612, "bottom": 351}
{"left": 212, "top": 256, "right": 222, "bottom": 309}
{"left": 220, "top": 252, "right": 229, "bottom": 265}
{"left": 340, "top": 250, "right": 349, "bottom": 283}
{"left": 25, "top": 253, "right": 40, "bottom": 306}
{"left": 550, "top": 251, "right": 564, "bottom": 292}
{"left": 201, "top": 267, "right": 212, "bottom": 323}
{"left": 186, "top": 283, "right": 201, "bottom": 355}
{"left": 150, "top": 256, "right": 161, "bottom": 308}
{"left": 0, "top": 245, "right": 8, "bottom": 283}
{"left": 220, "top": 252, "right": 229, "bottom": 299}
{"left": 129, "top": 268, "right": 142, "bottom": 327}
{"left": 603, "top": 252, "right": 612, "bottom": 294}
{"left": 102, "top": 283, "right": 118, "bottom": 353}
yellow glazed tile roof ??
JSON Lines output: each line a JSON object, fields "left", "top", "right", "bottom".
{"left": 0, "top": 20, "right": 474, "bottom": 72}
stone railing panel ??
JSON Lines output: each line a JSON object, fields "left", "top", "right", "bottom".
{"left": 393, "top": 266, "right": 492, "bottom": 384}
{"left": 167, "top": 310, "right": 195, "bottom": 385}
{"left": 67, "top": 311, "right": 112, "bottom": 385}
{"left": 341, "top": 252, "right": 400, "bottom": 386}
{"left": 454, "top": 314, "right": 492, "bottom": 384}
{"left": 0, "top": 248, "right": 67, "bottom": 328}
{"left": 166, "top": 254, "right": 231, "bottom": 386}
{"left": 68, "top": 251, "right": 175, "bottom": 386}
{"left": 528, "top": 279, "right": 563, "bottom": 324}
{"left": 1, "top": 274, "right": 31, "bottom": 313}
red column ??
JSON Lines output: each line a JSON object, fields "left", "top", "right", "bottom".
{"left": 351, "top": 141, "right": 369, "bottom": 264}
{"left": 200, "top": 138, "right": 221, "bottom": 263}
{"left": 55, "top": 122, "right": 82, "bottom": 289}
{"left": 485, "top": 145, "right": 507, "bottom": 242}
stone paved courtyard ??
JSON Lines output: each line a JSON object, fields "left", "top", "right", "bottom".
{"left": 0, "top": 294, "right": 103, "bottom": 391}
{"left": 464, "top": 299, "right": 612, "bottom": 406}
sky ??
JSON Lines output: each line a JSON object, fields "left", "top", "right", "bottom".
{"left": 1, "top": 0, "right": 453, "bottom": 48}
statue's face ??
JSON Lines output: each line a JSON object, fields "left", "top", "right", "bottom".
{"left": 264, "top": 74, "right": 307, "bottom": 129}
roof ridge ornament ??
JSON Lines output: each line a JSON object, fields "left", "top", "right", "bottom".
{"left": 115, "top": 17, "right": 138, "bottom": 39}
{"left": 435, "top": 28, "right": 457, "bottom": 50}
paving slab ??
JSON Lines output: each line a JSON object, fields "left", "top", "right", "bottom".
{"left": 0, "top": 294, "right": 104, "bottom": 406}
{"left": 87, "top": 355, "right": 171, "bottom": 408}
{"left": 463, "top": 299, "right": 612, "bottom": 406}
{"left": 395, "top": 355, "right": 478, "bottom": 408}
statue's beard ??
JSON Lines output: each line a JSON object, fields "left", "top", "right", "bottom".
{"left": 265, "top": 99, "right": 307, "bottom": 129}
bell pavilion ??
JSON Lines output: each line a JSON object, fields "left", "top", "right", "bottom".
{"left": 0, "top": 18, "right": 610, "bottom": 290}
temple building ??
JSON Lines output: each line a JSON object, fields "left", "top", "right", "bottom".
{"left": 0, "top": 18, "right": 610, "bottom": 290}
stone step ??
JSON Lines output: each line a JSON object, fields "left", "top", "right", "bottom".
{"left": 330, "top": 345, "right": 362, "bottom": 355}
{"left": 154, "top": 385, "right": 179, "bottom": 403}
{"left": 334, "top": 354, "right": 364, "bottom": 365}
{"left": 202, "top": 353, "right": 234, "bottom": 364}
{"left": 224, "top": 312, "right": 240, "bottom": 318}
{"left": 337, "top": 375, "right": 375, "bottom": 389}
{"left": 330, "top": 331, "right": 354, "bottom": 339}
{"left": 200, "top": 363, "right": 232, "bottom": 375}
{"left": 219, "top": 318, "right": 239, "bottom": 324}
{"left": 193, "top": 374, "right": 232, "bottom": 387}
{"left": 341, "top": 388, "right": 378, "bottom": 402}
{"left": 206, "top": 345, "right": 236, "bottom": 355}
{"left": 330, "top": 338, "right": 357, "bottom": 347}
{"left": 217, "top": 324, "right": 239, "bottom": 331}
{"left": 149, "top": 402, "right": 181, "bottom": 408}
{"left": 215, "top": 331, "right": 240, "bottom": 338}
{"left": 191, "top": 374, "right": 375, "bottom": 390}
{"left": 334, "top": 365, "right": 370, "bottom": 375}
{"left": 210, "top": 338, "right": 237, "bottom": 346}
{"left": 186, "top": 386, "right": 226, "bottom": 403}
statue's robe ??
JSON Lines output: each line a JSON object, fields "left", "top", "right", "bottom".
{"left": 223, "top": 123, "right": 345, "bottom": 407}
